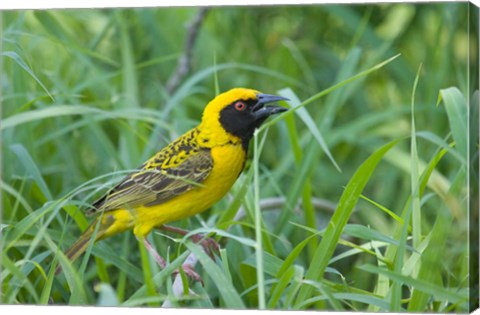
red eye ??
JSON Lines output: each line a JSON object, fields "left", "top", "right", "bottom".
{"left": 234, "top": 101, "right": 246, "bottom": 111}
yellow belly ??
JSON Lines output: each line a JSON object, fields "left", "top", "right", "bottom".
{"left": 103, "top": 144, "right": 246, "bottom": 238}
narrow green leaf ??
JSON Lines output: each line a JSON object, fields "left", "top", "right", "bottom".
{"left": 360, "top": 264, "right": 467, "bottom": 305}
{"left": 278, "top": 88, "right": 318, "bottom": 259}
{"left": 268, "top": 265, "right": 295, "bottom": 308}
{"left": 220, "top": 249, "right": 232, "bottom": 283}
{"left": 343, "top": 224, "right": 401, "bottom": 246}
{"left": 2, "top": 105, "right": 102, "bottom": 130}
{"left": 279, "top": 88, "right": 341, "bottom": 172}
{"left": 185, "top": 242, "right": 245, "bottom": 309}
{"left": 410, "top": 63, "right": 422, "bottom": 250}
{"left": 1, "top": 51, "right": 54, "bottom": 101}
{"left": 125, "top": 250, "right": 190, "bottom": 302}
{"left": 329, "top": 240, "right": 390, "bottom": 265}
{"left": 1, "top": 180, "right": 34, "bottom": 214}
{"left": 294, "top": 138, "right": 401, "bottom": 307}
{"left": 242, "top": 251, "right": 284, "bottom": 277}
{"left": 408, "top": 215, "right": 452, "bottom": 311}
{"left": 416, "top": 131, "right": 464, "bottom": 164}
{"left": 321, "top": 46, "right": 362, "bottom": 128}
{"left": 359, "top": 194, "right": 405, "bottom": 226}
{"left": 276, "top": 232, "right": 321, "bottom": 277}
{"left": 260, "top": 54, "right": 401, "bottom": 131}
{"left": 137, "top": 238, "right": 157, "bottom": 303}
{"left": 284, "top": 266, "right": 305, "bottom": 308}
{"left": 216, "top": 169, "right": 254, "bottom": 230}
{"left": 439, "top": 87, "right": 468, "bottom": 160}
{"left": 2, "top": 253, "right": 40, "bottom": 303}
{"left": 9, "top": 144, "right": 52, "bottom": 200}
{"left": 40, "top": 254, "right": 56, "bottom": 305}
{"left": 299, "top": 292, "right": 391, "bottom": 311}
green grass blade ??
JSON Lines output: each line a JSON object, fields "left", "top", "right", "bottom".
{"left": 391, "top": 64, "right": 423, "bottom": 311}
{"left": 279, "top": 88, "right": 341, "bottom": 172}
{"left": 1, "top": 51, "right": 54, "bottom": 101}
{"left": 294, "top": 138, "right": 401, "bottom": 307}
{"left": 407, "top": 215, "right": 451, "bottom": 310}
{"left": 185, "top": 242, "right": 245, "bottom": 309}
{"left": 276, "top": 88, "right": 317, "bottom": 259}
{"left": 253, "top": 129, "right": 266, "bottom": 309}
{"left": 1, "top": 180, "right": 34, "bottom": 214}
{"left": 343, "top": 224, "right": 403, "bottom": 246}
{"left": 384, "top": 147, "right": 452, "bottom": 203}
{"left": 2, "top": 253, "right": 40, "bottom": 303}
{"left": 410, "top": 64, "right": 422, "bottom": 250}
{"left": 9, "top": 144, "right": 52, "bottom": 200}
{"left": 268, "top": 265, "right": 295, "bottom": 308}
{"left": 259, "top": 54, "right": 401, "bottom": 131}
{"left": 438, "top": 87, "right": 468, "bottom": 161}
{"left": 137, "top": 238, "right": 158, "bottom": 304}
{"left": 359, "top": 194, "right": 405, "bottom": 226}
{"left": 360, "top": 264, "right": 467, "bottom": 305}
{"left": 416, "top": 131, "right": 464, "bottom": 164}
{"left": 2, "top": 105, "right": 102, "bottom": 130}
{"left": 216, "top": 170, "right": 254, "bottom": 230}
{"left": 299, "top": 292, "right": 391, "bottom": 311}
{"left": 125, "top": 250, "right": 190, "bottom": 303}
{"left": 321, "top": 46, "right": 362, "bottom": 128}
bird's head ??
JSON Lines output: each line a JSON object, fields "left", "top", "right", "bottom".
{"left": 198, "top": 88, "right": 288, "bottom": 148}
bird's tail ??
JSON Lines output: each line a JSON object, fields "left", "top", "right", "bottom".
{"left": 55, "top": 216, "right": 112, "bottom": 274}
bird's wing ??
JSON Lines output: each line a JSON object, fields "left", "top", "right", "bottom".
{"left": 88, "top": 138, "right": 213, "bottom": 214}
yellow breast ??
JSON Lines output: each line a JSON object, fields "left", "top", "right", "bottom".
{"left": 128, "top": 143, "right": 246, "bottom": 237}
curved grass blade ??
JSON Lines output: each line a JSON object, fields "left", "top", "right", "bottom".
{"left": 185, "top": 242, "right": 245, "bottom": 309}
{"left": 294, "top": 138, "right": 401, "bottom": 307}
{"left": 438, "top": 87, "right": 468, "bottom": 161}
{"left": 360, "top": 264, "right": 467, "bottom": 305}
{"left": 9, "top": 144, "right": 52, "bottom": 200}
{"left": 2, "top": 105, "right": 169, "bottom": 131}
{"left": 1, "top": 51, "right": 54, "bottom": 101}
{"left": 278, "top": 88, "right": 341, "bottom": 172}
{"left": 259, "top": 54, "right": 401, "bottom": 131}
{"left": 125, "top": 250, "right": 190, "bottom": 302}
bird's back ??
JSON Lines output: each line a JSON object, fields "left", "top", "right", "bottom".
{"left": 88, "top": 126, "right": 247, "bottom": 238}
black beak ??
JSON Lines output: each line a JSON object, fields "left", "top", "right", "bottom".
{"left": 252, "top": 93, "right": 289, "bottom": 120}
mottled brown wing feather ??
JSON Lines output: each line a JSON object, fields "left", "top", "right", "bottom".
{"left": 88, "top": 129, "right": 213, "bottom": 214}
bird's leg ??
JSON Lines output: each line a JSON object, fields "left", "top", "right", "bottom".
{"left": 139, "top": 235, "right": 203, "bottom": 284}
{"left": 174, "top": 253, "right": 204, "bottom": 286}
{"left": 141, "top": 237, "right": 166, "bottom": 268}
{"left": 158, "top": 225, "right": 220, "bottom": 259}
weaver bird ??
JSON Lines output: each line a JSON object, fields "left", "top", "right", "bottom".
{"left": 57, "top": 88, "right": 288, "bottom": 280}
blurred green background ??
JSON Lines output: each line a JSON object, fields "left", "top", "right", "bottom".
{"left": 1, "top": 3, "right": 476, "bottom": 311}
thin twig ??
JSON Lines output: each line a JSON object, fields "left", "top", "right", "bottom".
{"left": 166, "top": 7, "right": 209, "bottom": 95}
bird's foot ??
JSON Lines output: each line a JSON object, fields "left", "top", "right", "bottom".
{"left": 141, "top": 235, "right": 204, "bottom": 285}
{"left": 189, "top": 234, "right": 220, "bottom": 260}
{"left": 173, "top": 264, "right": 204, "bottom": 286}
{"left": 159, "top": 225, "right": 220, "bottom": 259}
{"left": 141, "top": 237, "right": 167, "bottom": 268}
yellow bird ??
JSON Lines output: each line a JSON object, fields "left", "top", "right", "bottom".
{"left": 58, "top": 88, "right": 288, "bottom": 279}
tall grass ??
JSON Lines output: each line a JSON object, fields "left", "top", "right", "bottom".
{"left": 1, "top": 4, "right": 474, "bottom": 311}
